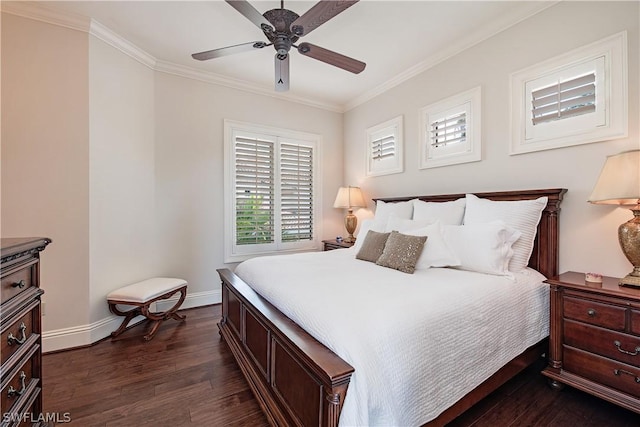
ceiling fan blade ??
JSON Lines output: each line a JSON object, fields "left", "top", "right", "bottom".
{"left": 297, "top": 42, "right": 365, "bottom": 74}
{"left": 290, "top": 0, "right": 359, "bottom": 37}
{"left": 192, "top": 41, "right": 267, "bottom": 61}
{"left": 225, "top": 0, "right": 274, "bottom": 34}
{"left": 275, "top": 54, "right": 290, "bottom": 92}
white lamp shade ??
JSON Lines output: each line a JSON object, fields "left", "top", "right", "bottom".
{"left": 333, "top": 186, "right": 366, "bottom": 208}
{"left": 588, "top": 150, "right": 640, "bottom": 206}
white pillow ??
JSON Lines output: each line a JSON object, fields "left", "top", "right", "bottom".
{"left": 373, "top": 200, "right": 414, "bottom": 228}
{"left": 443, "top": 222, "right": 521, "bottom": 276}
{"left": 385, "top": 215, "right": 436, "bottom": 233}
{"left": 412, "top": 198, "right": 466, "bottom": 225}
{"left": 404, "top": 222, "right": 460, "bottom": 269}
{"left": 463, "top": 194, "right": 547, "bottom": 272}
{"left": 353, "top": 219, "right": 385, "bottom": 253}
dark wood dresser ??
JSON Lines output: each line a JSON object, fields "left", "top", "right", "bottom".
{"left": 543, "top": 271, "right": 640, "bottom": 414}
{"left": 1, "top": 237, "right": 51, "bottom": 426}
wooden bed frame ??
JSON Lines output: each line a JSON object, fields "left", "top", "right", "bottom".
{"left": 217, "top": 188, "right": 566, "bottom": 427}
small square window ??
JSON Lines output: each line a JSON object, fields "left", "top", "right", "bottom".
{"left": 365, "top": 116, "right": 403, "bottom": 177}
{"left": 419, "top": 86, "right": 482, "bottom": 169}
{"left": 510, "top": 31, "right": 627, "bottom": 155}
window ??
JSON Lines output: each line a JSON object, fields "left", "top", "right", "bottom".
{"left": 224, "top": 120, "right": 321, "bottom": 262}
{"left": 366, "top": 116, "right": 403, "bottom": 176}
{"left": 419, "top": 86, "right": 481, "bottom": 169}
{"left": 510, "top": 31, "right": 627, "bottom": 155}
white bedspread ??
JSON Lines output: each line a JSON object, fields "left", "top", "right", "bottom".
{"left": 234, "top": 248, "right": 549, "bottom": 427}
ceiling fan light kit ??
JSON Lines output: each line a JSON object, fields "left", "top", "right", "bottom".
{"left": 192, "top": 0, "right": 366, "bottom": 92}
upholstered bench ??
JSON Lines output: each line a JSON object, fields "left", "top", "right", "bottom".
{"left": 107, "top": 277, "right": 187, "bottom": 341}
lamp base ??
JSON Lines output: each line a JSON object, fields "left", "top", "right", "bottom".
{"left": 344, "top": 209, "right": 358, "bottom": 243}
{"left": 620, "top": 274, "right": 640, "bottom": 288}
{"left": 618, "top": 209, "right": 640, "bottom": 288}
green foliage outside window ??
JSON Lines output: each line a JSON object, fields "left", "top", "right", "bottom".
{"left": 236, "top": 194, "right": 273, "bottom": 245}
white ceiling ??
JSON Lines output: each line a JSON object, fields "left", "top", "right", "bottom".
{"left": 17, "top": 1, "right": 556, "bottom": 111}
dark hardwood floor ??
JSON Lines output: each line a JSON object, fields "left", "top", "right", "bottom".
{"left": 43, "top": 305, "right": 640, "bottom": 426}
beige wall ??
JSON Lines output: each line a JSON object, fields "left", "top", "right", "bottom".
{"left": 1, "top": 13, "right": 91, "bottom": 331}
{"left": 153, "top": 72, "right": 344, "bottom": 298}
{"left": 88, "top": 36, "right": 156, "bottom": 324}
{"left": 344, "top": 1, "right": 640, "bottom": 279}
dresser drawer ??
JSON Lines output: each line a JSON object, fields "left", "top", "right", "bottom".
{"left": 564, "top": 346, "right": 640, "bottom": 398}
{"left": 563, "top": 296, "right": 626, "bottom": 331}
{"left": 1, "top": 351, "right": 39, "bottom": 417}
{"left": 1, "top": 300, "right": 39, "bottom": 367}
{"left": 1, "top": 261, "right": 35, "bottom": 304}
{"left": 564, "top": 319, "right": 640, "bottom": 367}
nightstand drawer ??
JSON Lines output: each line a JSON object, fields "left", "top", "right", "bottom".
{"left": 564, "top": 319, "right": 640, "bottom": 366}
{"left": 565, "top": 346, "right": 640, "bottom": 398}
{"left": 563, "top": 296, "right": 626, "bottom": 331}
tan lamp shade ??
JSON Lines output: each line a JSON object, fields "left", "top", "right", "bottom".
{"left": 588, "top": 149, "right": 640, "bottom": 287}
{"left": 333, "top": 186, "right": 366, "bottom": 243}
{"left": 588, "top": 150, "right": 640, "bottom": 207}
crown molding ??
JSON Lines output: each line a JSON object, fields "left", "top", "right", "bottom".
{"left": 155, "top": 60, "right": 343, "bottom": 113}
{"left": 89, "top": 20, "right": 157, "bottom": 69}
{"left": 344, "top": 1, "right": 560, "bottom": 111}
{"left": 3, "top": 0, "right": 558, "bottom": 114}
{"left": 3, "top": 1, "right": 342, "bottom": 113}
{"left": 1, "top": 0, "right": 90, "bottom": 32}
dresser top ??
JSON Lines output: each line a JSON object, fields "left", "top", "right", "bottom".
{"left": 1, "top": 237, "right": 52, "bottom": 262}
{"left": 546, "top": 271, "right": 640, "bottom": 300}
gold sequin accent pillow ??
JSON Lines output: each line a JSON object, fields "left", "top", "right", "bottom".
{"left": 356, "top": 230, "right": 391, "bottom": 263}
{"left": 376, "top": 231, "right": 428, "bottom": 274}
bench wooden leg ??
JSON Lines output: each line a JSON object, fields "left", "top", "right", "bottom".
{"left": 109, "top": 286, "right": 188, "bottom": 341}
{"left": 108, "top": 303, "right": 143, "bottom": 338}
{"left": 139, "top": 287, "right": 187, "bottom": 341}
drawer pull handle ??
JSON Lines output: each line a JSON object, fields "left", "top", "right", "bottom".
{"left": 7, "top": 322, "right": 27, "bottom": 346}
{"left": 614, "top": 340, "right": 640, "bottom": 356}
{"left": 11, "top": 279, "right": 26, "bottom": 289}
{"left": 613, "top": 368, "right": 640, "bottom": 383}
{"left": 587, "top": 309, "right": 596, "bottom": 317}
{"left": 7, "top": 371, "right": 27, "bottom": 398}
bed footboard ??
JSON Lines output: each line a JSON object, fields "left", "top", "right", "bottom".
{"left": 217, "top": 268, "right": 354, "bottom": 427}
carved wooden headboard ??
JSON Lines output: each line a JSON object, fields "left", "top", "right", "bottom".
{"left": 374, "top": 188, "right": 567, "bottom": 278}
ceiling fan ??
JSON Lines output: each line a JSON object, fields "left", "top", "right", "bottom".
{"left": 192, "top": 0, "right": 366, "bottom": 92}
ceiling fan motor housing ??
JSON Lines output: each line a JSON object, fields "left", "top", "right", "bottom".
{"left": 263, "top": 8, "right": 300, "bottom": 58}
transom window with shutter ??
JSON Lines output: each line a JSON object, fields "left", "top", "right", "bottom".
{"left": 224, "top": 120, "right": 321, "bottom": 262}
{"left": 420, "top": 86, "right": 481, "bottom": 169}
{"left": 366, "top": 116, "right": 403, "bottom": 177}
{"left": 511, "top": 31, "right": 627, "bottom": 154}
{"left": 531, "top": 73, "right": 596, "bottom": 126}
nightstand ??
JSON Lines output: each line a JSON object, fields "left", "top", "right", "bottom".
{"left": 322, "top": 239, "right": 354, "bottom": 251}
{"left": 543, "top": 271, "right": 640, "bottom": 414}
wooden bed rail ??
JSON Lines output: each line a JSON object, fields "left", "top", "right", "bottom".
{"left": 217, "top": 268, "right": 354, "bottom": 427}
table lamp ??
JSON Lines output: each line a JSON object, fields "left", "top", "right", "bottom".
{"left": 588, "top": 149, "right": 640, "bottom": 287}
{"left": 333, "top": 186, "right": 366, "bottom": 243}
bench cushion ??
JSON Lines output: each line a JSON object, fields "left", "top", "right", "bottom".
{"left": 107, "top": 277, "right": 187, "bottom": 304}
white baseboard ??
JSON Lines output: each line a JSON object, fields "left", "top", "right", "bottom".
{"left": 42, "top": 289, "right": 221, "bottom": 353}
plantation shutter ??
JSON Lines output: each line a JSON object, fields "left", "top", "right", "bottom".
{"left": 370, "top": 134, "right": 395, "bottom": 161}
{"left": 531, "top": 73, "right": 596, "bottom": 125}
{"left": 234, "top": 136, "right": 274, "bottom": 245}
{"left": 430, "top": 111, "right": 467, "bottom": 148}
{"left": 280, "top": 143, "right": 313, "bottom": 242}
